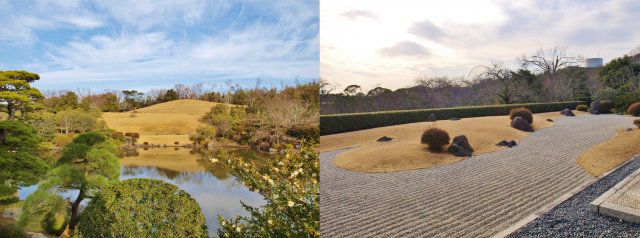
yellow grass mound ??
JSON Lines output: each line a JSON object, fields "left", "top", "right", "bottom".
{"left": 319, "top": 110, "right": 589, "bottom": 173}
{"left": 102, "top": 99, "right": 239, "bottom": 135}
{"left": 577, "top": 127, "right": 640, "bottom": 177}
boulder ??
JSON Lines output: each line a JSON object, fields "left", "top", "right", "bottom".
{"left": 561, "top": 109, "right": 575, "bottom": 116}
{"left": 508, "top": 140, "right": 517, "bottom": 147}
{"left": 377, "top": 136, "right": 393, "bottom": 142}
{"left": 448, "top": 135, "right": 474, "bottom": 157}
{"left": 496, "top": 140, "right": 509, "bottom": 146}
{"left": 590, "top": 101, "right": 601, "bottom": 115}
{"left": 426, "top": 114, "right": 437, "bottom": 122}
{"left": 626, "top": 128, "right": 634, "bottom": 131}
{"left": 511, "top": 117, "right": 533, "bottom": 132}
{"left": 546, "top": 119, "right": 554, "bottom": 122}
{"left": 268, "top": 148, "right": 278, "bottom": 152}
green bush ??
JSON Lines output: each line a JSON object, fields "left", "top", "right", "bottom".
{"left": 189, "top": 136, "right": 197, "bottom": 141}
{"left": 42, "top": 212, "right": 69, "bottom": 236}
{"left": 0, "top": 224, "right": 28, "bottom": 238}
{"left": 599, "top": 100, "right": 614, "bottom": 114}
{"left": 320, "top": 101, "right": 585, "bottom": 135}
{"left": 51, "top": 135, "right": 72, "bottom": 147}
{"left": 616, "top": 92, "right": 640, "bottom": 114}
{"left": 509, "top": 107, "right": 533, "bottom": 124}
{"left": 271, "top": 143, "right": 281, "bottom": 149}
{"left": 284, "top": 144, "right": 294, "bottom": 149}
{"left": 592, "top": 87, "right": 620, "bottom": 101}
{"left": 218, "top": 137, "right": 228, "bottom": 143}
{"left": 576, "top": 105, "right": 589, "bottom": 111}
{"left": 39, "top": 141, "right": 54, "bottom": 150}
{"left": 421, "top": 127, "right": 450, "bottom": 151}
{"left": 0, "top": 196, "right": 20, "bottom": 206}
{"left": 629, "top": 102, "right": 640, "bottom": 116}
{"left": 240, "top": 139, "right": 249, "bottom": 145}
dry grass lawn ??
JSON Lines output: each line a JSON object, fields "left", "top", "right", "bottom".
{"left": 577, "top": 127, "right": 640, "bottom": 177}
{"left": 319, "top": 110, "right": 589, "bottom": 173}
{"left": 137, "top": 135, "right": 193, "bottom": 145}
{"left": 135, "top": 99, "right": 225, "bottom": 115}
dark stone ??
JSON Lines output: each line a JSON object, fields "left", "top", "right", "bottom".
{"left": 546, "top": 119, "right": 554, "bottom": 122}
{"left": 508, "top": 140, "right": 517, "bottom": 147}
{"left": 452, "top": 135, "right": 474, "bottom": 152}
{"left": 496, "top": 140, "right": 509, "bottom": 146}
{"left": 590, "top": 101, "right": 601, "bottom": 115}
{"left": 448, "top": 143, "right": 473, "bottom": 157}
{"left": 450, "top": 118, "right": 460, "bottom": 121}
{"left": 426, "top": 114, "right": 437, "bottom": 122}
{"left": 626, "top": 128, "right": 634, "bottom": 131}
{"left": 377, "top": 136, "right": 393, "bottom": 142}
{"left": 561, "top": 109, "right": 575, "bottom": 116}
{"left": 511, "top": 117, "right": 534, "bottom": 132}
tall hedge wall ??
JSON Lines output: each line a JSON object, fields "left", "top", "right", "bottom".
{"left": 320, "top": 101, "right": 586, "bottom": 135}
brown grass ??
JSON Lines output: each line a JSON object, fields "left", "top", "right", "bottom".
{"left": 135, "top": 99, "right": 225, "bottom": 115}
{"left": 318, "top": 110, "right": 589, "bottom": 173}
{"left": 577, "top": 128, "right": 640, "bottom": 177}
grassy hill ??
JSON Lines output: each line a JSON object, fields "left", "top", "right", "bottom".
{"left": 102, "top": 99, "right": 235, "bottom": 137}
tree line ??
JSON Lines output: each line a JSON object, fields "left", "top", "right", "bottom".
{"left": 321, "top": 46, "right": 640, "bottom": 114}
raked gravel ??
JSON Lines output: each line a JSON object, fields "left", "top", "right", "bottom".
{"left": 320, "top": 114, "right": 638, "bottom": 238}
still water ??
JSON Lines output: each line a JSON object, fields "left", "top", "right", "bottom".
{"left": 19, "top": 147, "right": 277, "bottom": 235}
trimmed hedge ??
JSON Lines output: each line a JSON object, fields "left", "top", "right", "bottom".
{"left": 321, "top": 101, "right": 586, "bottom": 135}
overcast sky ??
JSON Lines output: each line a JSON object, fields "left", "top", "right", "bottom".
{"left": 321, "top": 0, "right": 640, "bottom": 91}
{"left": 0, "top": 0, "right": 319, "bottom": 93}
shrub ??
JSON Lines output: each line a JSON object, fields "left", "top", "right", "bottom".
{"left": 0, "top": 224, "right": 28, "bottom": 238}
{"left": 240, "top": 139, "right": 249, "bottom": 145}
{"left": 284, "top": 144, "right": 294, "bottom": 149}
{"left": 599, "top": 100, "right": 614, "bottom": 114}
{"left": 218, "top": 137, "right": 228, "bottom": 143}
{"left": 199, "top": 140, "right": 208, "bottom": 146}
{"left": 592, "top": 87, "right": 620, "bottom": 101}
{"left": 420, "top": 127, "right": 450, "bottom": 151}
{"left": 189, "top": 136, "right": 197, "bottom": 141}
{"left": 277, "top": 145, "right": 285, "bottom": 150}
{"left": 615, "top": 92, "right": 640, "bottom": 113}
{"left": 271, "top": 143, "right": 281, "bottom": 149}
{"left": 628, "top": 102, "right": 640, "bottom": 116}
{"left": 39, "top": 142, "right": 54, "bottom": 150}
{"left": 234, "top": 125, "right": 245, "bottom": 133}
{"left": 509, "top": 107, "right": 533, "bottom": 124}
{"left": 143, "top": 142, "right": 149, "bottom": 145}
{"left": 78, "top": 178, "right": 208, "bottom": 237}
{"left": 42, "top": 212, "right": 69, "bottom": 236}
{"left": 174, "top": 142, "right": 179, "bottom": 145}
{"left": 576, "top": 105, "right": 589, "bottom": 111}
{"left": 110, "top": 139, "right": 122, "bottom": 148}
{"left": 321, "top": 101, "right": 584, "bottom": 135}
{"left": 51, "top": 135, "right": 72, "bottom": 147}
{"left": 634, "top": 119, "right": 640, "bottom": 129}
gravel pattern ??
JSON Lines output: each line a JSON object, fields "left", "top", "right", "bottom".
{"left": 611, "top": 172, "right": 640, "bottom": 209}
{"left": 508, "top": 153, "right": 640, "bottom": 238}
{"left": 320, "top": 114, "right": 637, "bottom": 238}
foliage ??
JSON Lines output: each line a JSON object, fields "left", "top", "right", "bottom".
{"left": 190, "top": 135, "right": 197, "bottom": 141}
{"left": 286, "top": 123, "right": 320, "bottom": 143}
{"left": 18, "top": 132, "right": 120, "bottom": 237}
{"left": 634, "top": 119, "right": 640, "bottom": 129}
{"left": 196, "top": 124, "right": 217, "bottom": 139}
{"left": 284, "top": 144, "right": 294, "bottom": 149}
{"left": 599, "top": 55, "right": 640, "bottom": 90}
{"left": 320, "top": 101, "right": 585, "bottom": 135}
{"left": 421, "top": 127, "right": 450, "bottom": 151}
{"left": 629, "top": 102, "right": 640, "bottom": 116}
{"left": 124, "top": 132, "right": 139, "bottom": 138}
{"left": 592, "top": 87, "right": 621, "bottom": 101}
{"left": 0, "top": 224, "right": 28, "bottom": 238}
{"left": 51, "top": 135, "right": 72, "bottom": 148}
{"left": 164, "top": 89, "right": 180, "bottom": 102}
{"left": 0, "top": 121, "right": 48, "bottom": 200}
{"left": 79, "top": 178, "right": 208, "bottom": 237}
{"left": 599, "top": 100, "right": 614, "bottom": 114}
{"left": 42, "top": 210, "right": 70, "bottom": 236}
{"left": 509, "top": 107, "right": 533, "bottom": 124}
{"left": 576, "top": 105, "right": 589, "bottom": 111}
{"left": 216, "top": 141, "right": 319, "bottom": 237}
{"left": 218, "top": 137, "right": 228, "bottom": 143}
{"left": 615, "top": 92, "right": 640, "bottom": 114}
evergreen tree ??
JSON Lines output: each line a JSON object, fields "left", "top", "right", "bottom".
{"left": 165, "top": 89, "right": 179, "bottom": 102}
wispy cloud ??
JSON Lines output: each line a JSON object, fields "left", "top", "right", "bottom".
{"left": 376, "top": 41, "right": 431, "bottom": 58}
{"left": 340, "top": 10, "right": 380, "bottom": 21}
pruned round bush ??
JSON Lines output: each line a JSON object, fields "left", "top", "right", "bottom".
{"left": 509, "top": 107, "right": 533, "bottom": 124}
{"left": 576, "top": 105, "right": 589, "bottom": 112}
{"left": 271, "top": 143, "right": 281, "bottom": 149}
{"left": 599, "top": 100, "right": 614, "bottom": 114}
{"left": 629, "top": 102, "right": 640, "bottom": 116}
{"left": 189, "top": 136, "right": 197, "bottom": 141}
{"left": 42, "top": 211, "right": 69, "bottom": 236}
{"left": 78, "top": 178, "right": 208, "bottom": 237}
{"left": 218, "top": 137, "right": 228, "bottom": 143}
{"left": 240, "top": 139, "right": 249, "bottom": 145}
{"left": 634, "top": 119, "right": 640, "bottom": 129}
{"left": 421, "top": 127, "right": 450, "bottom": 151}
{"left": 143, "top": 142, "right": 149, "bottom": 145}
{"left": 51, "top": 135, "right": 72, "bottom": 147}
{"left": 0, "top": 224, "right": 28, "bottom": 238}
{"left": 284, "top": 144, "right": 294, "bottom": 149}
{"left": 277, "top": 145, "right": 285, "bottom": 150}
{"left": 174, "top": 141, "right": 179, "bottom": 145}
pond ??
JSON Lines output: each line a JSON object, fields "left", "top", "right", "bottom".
{"left": 19, "top": 147, "right": 278, "bottom": 236}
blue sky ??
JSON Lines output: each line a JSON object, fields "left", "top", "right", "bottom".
{"left": 321, "top": 0, "right": 640, "bottom": 91}
{"left": 0, "top": 0, "right": 319, "bottom": 93}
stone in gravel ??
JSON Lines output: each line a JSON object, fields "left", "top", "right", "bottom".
{"left": 561, "top": 109, "right": 575, "bottom": 116}
{"left": 426, "top": 114, "right": 436, "bottom": 122}
{"left": 627, "top": 128, "right": 634, "bottom": 131}
{"left": 448, "top": 135, "right": 474, "bottom": 157}
{"left": 590, "top": 101, "right": 601, "bottom": 115}
{"left": 547, "top": 119, "right": 554, "bottom": 122}
{"left": 496, "top": 140, "right": 509, "bottom": 146}
{"left": 452, "top": 135, "right": 474, "bottom": 152}
{"left": 450, "top": 118, "right": 460, "bottom": 121}
{"left": 377, "top": 136, "right": 393, "bottom": 142}
{"left": 511, "top": 117, "right": 534, "bottom": 132}
{"left": 508, "top": 140, "right": 517, "bottom": 147}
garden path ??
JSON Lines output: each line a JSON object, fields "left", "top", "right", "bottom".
{"left": 320, "top": 114, "right": 637, "bottom": 237}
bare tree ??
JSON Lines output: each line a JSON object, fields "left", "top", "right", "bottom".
{"left": 482, "top": 61, "right": 527, "bottom": 104}
{"left": 516, "top": 46, "right": 584, "bottom": 78}
{"left": 320, "top": 77, "right": 340, "bottom": 95}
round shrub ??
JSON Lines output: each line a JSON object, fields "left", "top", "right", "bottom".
{"left": 284, "top": 144, "right": 294, "bottom": 149}
{"left": 271, "top": 143, "right": 281, "bottom": 149}
{"left": 628, "top": 102, "right": 640, "bottom": 116}
{"left": 277, "top": 145, "right": 285, "bottom": 150}
{"left": 218, "top": 137, "right": 228, "bottom": 143}
{"left": 421, "top": 127, "right": 450, "bottom": 151}
{"left": 240, "top": 139, "right": 249, "bottom": 145}
{"left": 592, "top": 87, "right": 620, "bottom": 101}
{"left": 143, "top": 142, "right": 149, "bottom": 145}
{"left": 509, "top": 107, "right": 533, "bottom": 124}
{"left": 599, "top": 100, "right": 614, "bottom": 114}
{"left": 0, "top": 224, "right": 28, "bottom": 238}
{"left": 634, "top": 119, "right": 640, "bottom": 129}
{"left": 189, "top": 136, "right": 197, "bottom": 141}
{"left": 42, "top": 212, "right": 69, "bottom": 236}
{"left": 174, "top": 141, "right": 179, "bottom": 145}
{"left": 576, "top": 105, "right": 589, "bottom": 112}
{"left": 78, "top": 178, "right": 208, "bottom": 237}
